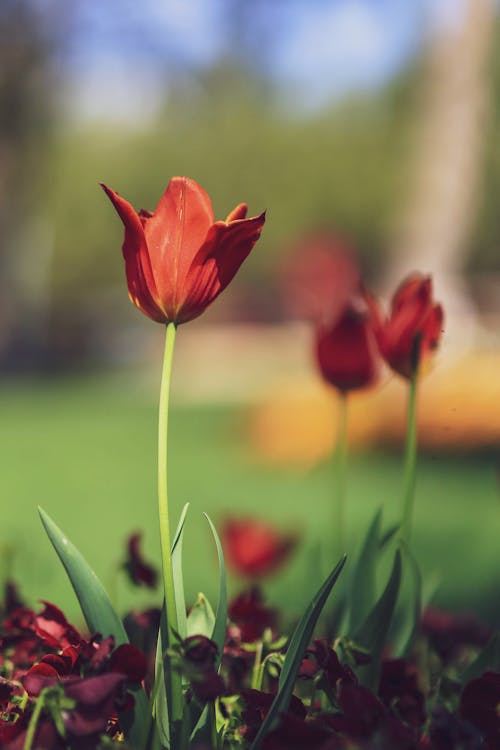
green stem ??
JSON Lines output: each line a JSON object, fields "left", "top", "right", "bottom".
{"left": 157, "top": 322, "right": 183, "bottom": 744}
{"left": 24, "top": 692, "right": 46, "bottom": 750}
{"left": 250, "top": 641, "right": 264, "bottom": 690}
{"left": 334, "top": 393, "right": 349, "bottom": 556}
{"left": 401, "top": 374, "right": 419, "bottom": 543}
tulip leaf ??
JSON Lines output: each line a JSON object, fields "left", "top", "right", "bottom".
{"left": 38, "top": 507, "right": 150, "bottom": 747}
{"left": 186, "top": 593, "right": 215, "bottom": 638}
{"left": 347, "top": 509, "right": 382, "bottom": 634}
{"left": 186, "top": 516, "right": 227, "bottom": 745}
{"left": 172, "top": 502, "right": 189, "bottom": 640}
{"left": 461, "top": 632, "right": 500, "bottom": 685}
{"left": 250, "top": 555, "right": 346, "bottom": 750}
{"left": 391, "top": 543, "right": 422, "bottom": 658}
{"left": 353, "top": 549, "right": 402, "bottom": 690}
{"left": 204, "top": 513, "right": 227, "bottom": 667}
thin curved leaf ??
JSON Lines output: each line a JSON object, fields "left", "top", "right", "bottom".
{"left": 347, "top": 509, "right": 382, "bottom": 633}
{"left": 251, "top": 555, "right": 346, "bottom": 750}
{"left": 153, "top": 504, "right": 190, "bottom": 748}
{"left": 172, "top": 502, "right": 189, "bottom": 640}
{"left": 391, "top": 543, "right": 422, "bottom": 658}
{"left": 189, "top": 516, "right": 228, "bottom": 745}
{"left": 39, "top": 507, "right": 149, "bottom": 747}
{"left": 354, "top": 549, "right": 402, "bottom": 690}
{"left": 204, "top": 514, "right": 227, "bottom": 666}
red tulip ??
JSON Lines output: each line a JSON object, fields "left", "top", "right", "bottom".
{"left": 315, "top": 290, "right": 381, "bottom": 393}
{"left": 379, "top": 274, "right": 444, "bottom": 379}
{"left": 101, "top": 177, "right": 265, "bottom": 325}
{"left": 221, "top": 518, "right": 297, "bottom": 579}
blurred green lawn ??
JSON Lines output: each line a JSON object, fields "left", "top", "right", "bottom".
{"left": 1, "top": 374, "right": 499, "bottom": 627}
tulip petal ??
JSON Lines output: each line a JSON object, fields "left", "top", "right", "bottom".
{"left": 101, "top": 184, "right": 166, "bottom": 322}
{"left": 225, "top": 203, "right": 248, "bottom": 222}
{"left": 179, "top": 211, "right": 266, "bottom": 323}
{"left": 143, "top": 177, "right": 215, "bottom": 312}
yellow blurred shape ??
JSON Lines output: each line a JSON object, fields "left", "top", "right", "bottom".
{"left": 249, "top": 351, "right": 500, "bottom": 467}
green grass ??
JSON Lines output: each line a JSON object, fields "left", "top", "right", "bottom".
{"left": 0, "top": 373, "right": 499, "bottom": 628}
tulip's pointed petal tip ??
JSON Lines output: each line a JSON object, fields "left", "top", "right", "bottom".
{"left": 226, "top": 202, "right": 248, "bottom": 222}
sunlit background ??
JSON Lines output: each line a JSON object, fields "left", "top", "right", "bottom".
{"left": 1, "top": 0, "right": 499, "bottom": 623}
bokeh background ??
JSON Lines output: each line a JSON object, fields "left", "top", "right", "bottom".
{"left": 1, "top": 0, "right": 499, "bottom": 623}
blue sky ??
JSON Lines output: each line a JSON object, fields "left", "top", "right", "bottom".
{"left": 61, "top": 0, "right": 470, "bottom": 121}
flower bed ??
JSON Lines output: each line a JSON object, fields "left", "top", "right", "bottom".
{"left": 0, "top": 177, "right": 498, "bottom": 749}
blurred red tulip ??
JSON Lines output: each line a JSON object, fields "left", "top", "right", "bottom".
{"left": 221, "top": 518, "right": 297, "bottom": 579}
{"left": 101, "top": 177, "right": 265, "bottom": 325}
{"left": 379, "top": 274, "right": 444, "bottom": 379}
{"left": 315, "top": 290, "right": 381, "bottom": 393}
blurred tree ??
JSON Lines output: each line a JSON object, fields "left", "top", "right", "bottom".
{"left": 387, "top": 0, "right": 496, "bottom": 346}
{"left": 0, "top": 0, "right": 64, "bottom": 370}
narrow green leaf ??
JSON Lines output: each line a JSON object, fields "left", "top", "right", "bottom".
{"left": 172, "top": 502, "right": 189, "bottom": 640}
{"left": 353, "top": 549, "right": 402, "bottom": 690}
{"left": 39, "top": 507, "right": 128, "bottom": 643}
{"left": 38, "top": 507, "right": 149, "bottom": 747}
{"left": 391, "top": 543, "right": 422, "bottom": 658}
{"left": 186, "top": 593, "right": 215, "bottom": 638}
{"left": 251, "top": 555, "right": 346, "bottom": 750}
{"left": 347, "top": 509, "right": 382, "bottom": 633}
{"left": 188, "top": 516, "right": 228, "bottom": 745}
{"left": 153, "top": 603, "right": 170, "bottom": 749}
{"left": 461, "top": 632, "right": 500, "bottom": 685}
{"left": 204, "top": 514, "right": 227, "bottom": 667}
{"left": 153, "top": 503, "right": 190, "bottom": 748}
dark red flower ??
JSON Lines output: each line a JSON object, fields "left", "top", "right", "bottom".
{"left": 299, "top": 639, "right": 355, "bottom": 691}
{"left": 222, "top": 518, "right": 297, "bottom": 579}
{"left": 315, "top": 289, "right": 381, "bottom": 392}
{"left": 239, "top": 689, "right": 306, "bottom": 741}
{"left": 101, "top": 177, "right": 265, "bottom": 325}
{"left": 460, "top": 671, "right": 500, "bottom": 748}
{"left": 33, "top": 601, "right": 82, "bottom": 651}
{"left": 421, "top": 607, "right": 492, "bottom": 663}
{"left": 124, "top": 532, "right": 158, "bottom": 589}
{"left": 228, "top": 587, "right": 277, "bottom": 643}
{"left": 109, "top": 643, "right": 147, "bottom": 683}
{"left": 378, "top": 274, "right": 444, "bottom": 379}
{"left": 378, "top": 659, "right": 426, "bottom": 728}
{"left": 176, "top": 635, "right": 225, "bottom": 702}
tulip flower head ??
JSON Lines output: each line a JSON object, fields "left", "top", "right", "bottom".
{"left": 315, "top": 289, "right": 381, "bottom": 393}
{"left": 221, "top": 518, "right": 297, "bottom": 579}
{"left": 101, "top": 177, "right": 265, "bottom": 325}
{"left": 379, "top": 274, "right": 444, "bottom": 379}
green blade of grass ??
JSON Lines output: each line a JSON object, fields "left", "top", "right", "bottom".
{"left": 250, "top": 555, "right": 346, "bottom": 750}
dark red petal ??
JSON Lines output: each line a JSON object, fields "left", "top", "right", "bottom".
{"left": 178, "top": 211, "right": 266, "bottom": 323}
{"left": 110, "top": 644, "right": 147, "bottom": 682}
